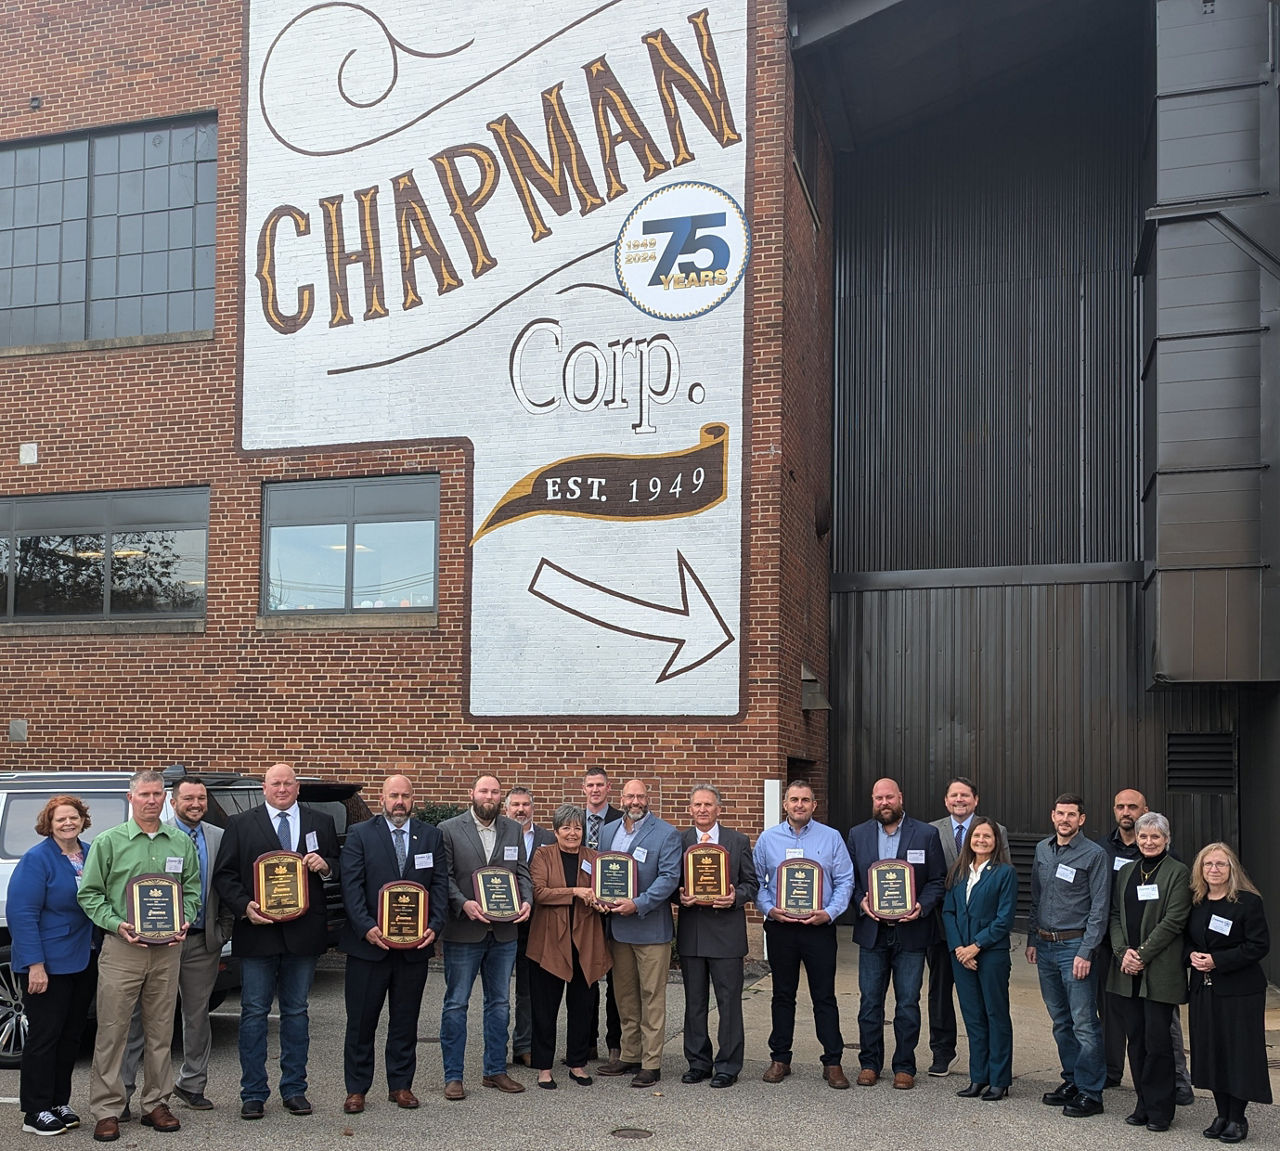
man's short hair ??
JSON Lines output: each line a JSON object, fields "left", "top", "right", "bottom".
{"left": 505, "top": 786, "right": 533, "bottom": 805}
{"left": 171, "top": 777, "right": 206, "bottom": 797}
{"left": 472, "top": 773, "right": 501, "bottom": 790}
{"left": 583, "top": 767, "right": 609, "bottom": 781}
{"left": 784, "top": 779, "right": 813, "bottom": 797}
{"left": 689, "top": 782, "right": 721, "bottom": 804}
{"left": 129, "top": 769, "right": 165, "bottom": 792}
{"left": 1053, "top": 792, "right": 1085, "bottom": 813}
{"left": 946, "top": 775, "right": 978, "bottom": 795}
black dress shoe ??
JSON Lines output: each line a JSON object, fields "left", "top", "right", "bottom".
{"left": 1146, "top": 1121, "right": 1171, "bottom": 1132}
{"left": 1203, "top": 1116, "right": 1229, "bottom": 1138}
{"left": 709, "top": 1073, "right": 737, "bottom": 1088}
{"left": 681, "top": 1069, "right": 712, "bottom": 1084}
{"left": 1125, "top": 1112, "right": 1150, "bottom": 1126}
{"left": 1218, "top": 1120, "right": 1247, "bottom": 1144}
{"left": 240, "top": 1100, "right": 265, "bottom": 1120}
{"left": 981, "top": 1086, "right": 1009, "bottom": 1101}
{"left": 1063, "top": 1095, "right": 1104, "bottom": 1118}
{"left": 956, "top": 1082, "right": 987, "bottom": 1098}
{"left": 281, "top": 1095, "right": 313, "bottom": 1115}
{"left": 1043, "top": 1082, "right": 1079, "bottom": 1106}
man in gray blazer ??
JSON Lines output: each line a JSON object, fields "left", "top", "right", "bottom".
{"left": 438, "top": 775, "right": 532, "bottom": 1101}
{"left": 925, "top": 776, "right": 1008, "bottom": 1077}
{"left": 596, "top": 779, "right": 682, "bottom": 1087}
{"left": 676, "top": 783, "right": 758, "bottom": 1088}
{"left": 122, "top": 778, "right": 234, "bottom": 1115}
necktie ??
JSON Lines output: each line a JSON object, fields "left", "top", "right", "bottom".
{"left": 188, "top": 826, "right": 205, "bottom": 929}
{"left": 394, "top": 828, "right": 407, "bottom": 875}
{"left": 588, "top": 814, "right": 601, "bottom": 849}
{"left": 955, "top": 823, "right": 965, "bottom": 857}
{"left": 277, "top": 811, "right": 291, "bottom": 852}
{"left": 700, "top": 831, "right": 711, "bottom": 843}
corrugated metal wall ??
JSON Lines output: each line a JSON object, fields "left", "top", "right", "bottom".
{"left": 832, "top": 28, "right": 1145, "bottom": 572}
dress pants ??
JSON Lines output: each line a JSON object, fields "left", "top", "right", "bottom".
{"left": 681, "top": 954, "right": 745, "bottom": 1076}
{"left": 589, "top": 968, "right": 621, "bottom": 1053}
{"left": 19, "top": 959, "right": 96, "bottom": 1114}
{"left": 611, "top": 941, "right": 669, "bottom": 1070}
{"left": 89, "top": 934, "right": 181, "bottom": 1121}
{"left": 343, "top": 952, "right": 431, "bottom": 1093}
{"left": 951, "top": 949, "right": 1013, "bottom": 1088}
{"left": 763, "top": 920, "right": 844, "bottom": 1066}
{"left": 528, "top": 949, "right": 594, "bottom": 1070}
{"left": 1111, "top": 993, "right": 1176, "bottom": 1125}
{"left": 512, "top": 925, "right": 533, "bottom": 1057}
{"left": 926, "top": 936, "right": 957, "bottom": 1062}
{"left": 1102, "top": 974, "right": 1191, "bottom": 1090}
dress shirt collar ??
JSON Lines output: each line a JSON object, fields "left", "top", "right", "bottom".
{"left": 693, "top": 822, "right": 720, "bottom": 844}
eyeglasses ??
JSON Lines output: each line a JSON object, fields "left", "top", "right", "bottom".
{"left": 1202, "top": 862, "right": 1230, "bottom": 870}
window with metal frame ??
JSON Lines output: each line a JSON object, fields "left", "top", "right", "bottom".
{"left": 0, "top": 487, "right": 208, "bottom": 619}
{"left": 0, "top": 117, "right": 216, "bottom": 349}
{"left": 262, "top": 475, "right": 440, "bottom": 614}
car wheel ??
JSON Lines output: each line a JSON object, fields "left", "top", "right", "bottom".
{"left": 0, "top": 945, "right": 27, "bottom": 1068}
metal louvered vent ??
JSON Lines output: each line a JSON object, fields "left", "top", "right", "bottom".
{"left": 1167, "top": 732, "right": 1236, "bottom": 793}
{"left": 1007, "top": 834, "right": 1041, "bottom": 930}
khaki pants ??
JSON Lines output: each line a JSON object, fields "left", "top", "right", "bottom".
{"left": 89, "top": 934, "right": 181, "bottom": 1121}
{"left": 611, "top": 941, "right": 668, "bottom": 1070}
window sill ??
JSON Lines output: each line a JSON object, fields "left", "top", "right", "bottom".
{"left": 0, "top": 618, "right": 205, "bottom": 637}
{"left": 0, "top": 329, "right": 214, "bottom": 359}
{"left": 257, "top": 612, "right": 438, "bottom": 631}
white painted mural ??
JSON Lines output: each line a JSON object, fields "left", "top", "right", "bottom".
{"left": 241, "top": 0, "right": 749, "bottom": 716}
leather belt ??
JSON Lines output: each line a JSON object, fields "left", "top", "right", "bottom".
{"left": 1037, "top": 928, "right": 1086, "bottom": 942}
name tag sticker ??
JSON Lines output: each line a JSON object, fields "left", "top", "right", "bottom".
{"left": 633, "top": 846, "right": 648, "bottom": 863}
{"left": 414, "top": 853, "right": 433, "bottom": 869}
{"left": 581, "top": 859, "right": 593, "bottom": 875}
{"left": 306, "top": 831, "right": 319, "bottom": 853}
{"left": 1055, "top": 864, "right": 1077, "bottom": 883}
{"left": 165, "top": 856, "right": 184, "bottom": 873}
{"left": 785, "top": 847, "right": 805, "bottom": 859}
{"left": 504, "top": 845, "right": 518, "bottom": 861}
{"left": 1113, "top": 856, "right": 1128, "bottom": 871}
{"left": 1137, "top": 884, "right": 1159, "bottom": 901}
{"left": 907, "top": 850, "right": 925, "bottom": 864}
{"left": 1209, "top": 914, "right": 1233, "bottom": 936}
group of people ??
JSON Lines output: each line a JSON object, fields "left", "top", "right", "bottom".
{"left": 6, "top": 767, "right": 1271, "bottom": 1145}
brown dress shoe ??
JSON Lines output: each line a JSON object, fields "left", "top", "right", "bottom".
{"left": 824, "top": 1064, "right": 851, "bottom": 1089}
{"left": 597, "top": 1059, "right": 642, "bottom": 1077}
{"left": 387, "top": 1089, "right": 419, "bottom": 1109}
{"left": 762, "top": 1061, "right": 792, "bottom": 1084}
{"left": 856, "top": 1068, "right": 879, "bottom": 1086}
{"left": 443, "top": 1081, "right": 465, "bottom": 1101}
{"left": 481, "top": 1073, "right": 526, "bottom": 1094}
{"left": 140, "top": 1103, "right": 181, "bottom": 1131}
{"left": 93, "top": 1118, "right": 120, "bottom": 1143}
{"left": 343, "top": 1093, "right": 365, "bottom": 1114}
{"left": 893, "top": 1072, "right": 915, "bottom": 1090}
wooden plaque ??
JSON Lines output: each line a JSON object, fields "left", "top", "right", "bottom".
{"left": 684, "top": 843, "right": 730, "bottom": 903}
{"left": 254, "top": 851, "right": 309, "bottom": 922}
{"left": 378, "top": 881, "right": 428, "bottom": 949}
{"left": 473, "top": 866, "right": 521, "bottom": 921}
{"left": 868, "top": 859, "right": 916, "bottom": 919}
{"left": 776, "top": 858, "right": 823, "bottom": 919}
{"left": 126, "top": 874, "right": 183, "bottom": 944}
{"left": 594, "top": 851, "right": 638, "bottom": 905}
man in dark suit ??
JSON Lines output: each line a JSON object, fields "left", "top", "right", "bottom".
{"left": 925, "top": 776, "right": 1008, "bottom": 1078}
{"left": 437, "top": 774, "right": 532, "bottom": 1100}
{"left": 676, "top": 783, "right": 758, "bottom": 1088}
{"left": 338, "top": 775, "right": 448, "bottom": 1114}
{"left": 212, "top": 762, "right": 339, "bottom": 1120}
{"left": 846, "top": 777, "right": 947, "bottom": 1090}
{"left": 504, "top": 786, "right": 555, "bottom": 1067}
{"left": 583, "top": 767, "right": 622, "bottom": 1062}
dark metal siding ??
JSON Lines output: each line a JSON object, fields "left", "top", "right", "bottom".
{"left": 832, "top": 27, "right": 1145, "bottom": 573}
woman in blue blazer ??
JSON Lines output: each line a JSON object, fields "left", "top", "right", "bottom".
{"left": 941, "top": 815, "right": 1018, "bottom": 1100}
{"left": 9, "top": 795, "right": 98, "bottom": 1136}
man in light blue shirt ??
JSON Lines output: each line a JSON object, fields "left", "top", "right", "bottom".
{"left": 753, "top": 780, "right": 854, "bottom": 1089}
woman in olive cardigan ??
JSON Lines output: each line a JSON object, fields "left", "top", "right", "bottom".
{"left": 1106, "top": 812, "right": 1191, "bottom": 1132}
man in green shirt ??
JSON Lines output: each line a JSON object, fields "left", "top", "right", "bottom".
{"left": 78, "top": 770, "right": 199, "bottom": 1143}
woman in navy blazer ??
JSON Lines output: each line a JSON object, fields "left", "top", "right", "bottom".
{"left": 941, "top": 815, "right": 1018, "bottom": 1100}
{"left": 9, "top": 794, "right": 99, "bottom": 1135}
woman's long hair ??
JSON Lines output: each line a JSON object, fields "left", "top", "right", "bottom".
{"left": 945, "top": 815, "right": 1010, "bottom": 889}
{"left": 1190, "top": 841, "right": 1259, "bottom": 905}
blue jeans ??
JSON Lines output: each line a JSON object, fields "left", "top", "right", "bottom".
{"left": 440, "top": 936, "right": 518, "bottom": 1081}
{"left": 856, "top": 937, "right": 927, "bottom": 1075}
{"left": 1035, "top": 938, "right": 1104, "bottom": 1099}
{"left": 239, "top": 954, "right": 317, "bottom": 1102}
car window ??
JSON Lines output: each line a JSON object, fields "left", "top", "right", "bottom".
{"left": 1, "top": 792, "right": 131, "bottom": 857}
{"left": 301, "top": 799, "right": 350, "bottom": 838}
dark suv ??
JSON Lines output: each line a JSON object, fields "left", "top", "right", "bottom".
{"left": 0, "top": 768, "right": 370, "bottom": 1068}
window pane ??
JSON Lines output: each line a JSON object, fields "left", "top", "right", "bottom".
{"left": 353, "top": 520, "right": 436, "bottom": 609}
{"left": 109, "top": 528, "right": 206, "bottom": 614}
{"left": 265, "top": 524, "right": 347, "bottom": 610}
{"left": 14, "top": 533, "right": 105, "bottom": 615}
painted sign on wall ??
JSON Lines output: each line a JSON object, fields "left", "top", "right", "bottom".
{"left": 241, "top": 0, "right": 748, "bottom": 716}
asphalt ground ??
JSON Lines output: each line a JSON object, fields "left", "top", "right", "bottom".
{"left": 3, "top": 937, "right": 1277, "bottom": 1149}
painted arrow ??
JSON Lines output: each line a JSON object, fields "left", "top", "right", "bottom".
{"left": 528, "top": 551, "right": 735, "bottom": 683}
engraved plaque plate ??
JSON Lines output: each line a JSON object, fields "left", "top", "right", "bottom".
{"left": 594, "top": 851, "right": 638, "bottom": 905}
{"left": 868, "top": 859, "right": 916, "bottom": 920}
{"left": 473, "top": 866, "right": 520, "bottom": 921}
{"left": 126, "top": 874, "right": 183, "bottom": 944}
{"left": 378, "top": 881, "right": 428, "bottom": 948}
{"left": 684, "top": 843, "right": 729, "bottom": 903}
{"left": 776, "top": 858, "right": 823, "bottom": 919}
{"left": 254, "top": 851, "right": 309, "bottom": 923}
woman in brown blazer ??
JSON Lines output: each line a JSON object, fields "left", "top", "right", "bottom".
{"left": 527, "top": 803, "right": 612, "bottom": 1089}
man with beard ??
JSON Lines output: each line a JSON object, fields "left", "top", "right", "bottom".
{"left": 846, "top": 777, "right": 947, "bottom": 1090}
{"left": 753, "top": 780, "right": 854, "bottom": 1089}
{"left": 338, "top": 775, "right": 448, "bottom": 1113}
{"left": 437, "top": 775, "right": 532, "bottom": 1100}
{"left": 504, "top": 786, "right": 554, "bottom": 1068}
{"left": 1096, "top": 788, "right": 1193, "bottom": 1104}
{"left": 595, "top": 779, "right": 682, "bottom": 1087}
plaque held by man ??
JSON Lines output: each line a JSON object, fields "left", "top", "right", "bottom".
{"left": 594, "top": 851, "right": 638, "bottom": 906}
{"left": 867, "top": 859, "right": 916, "bottom": 919}
{"left": 776, "top": 858, "right": 823, "bottom": 919}
{"left": 473, "top": 866, "right": 521, "bottom": 921}
{"left": 378, "top": 881, "right": 428, "bottom": 948}
{"left": 254, "top": 851, "right": 309, "bottom": 923}
{"left": 683, "top": 843, "right": 730, "bottom": 903}
{"left": 126, "top": 874, "right": 183, "bottom": 944}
